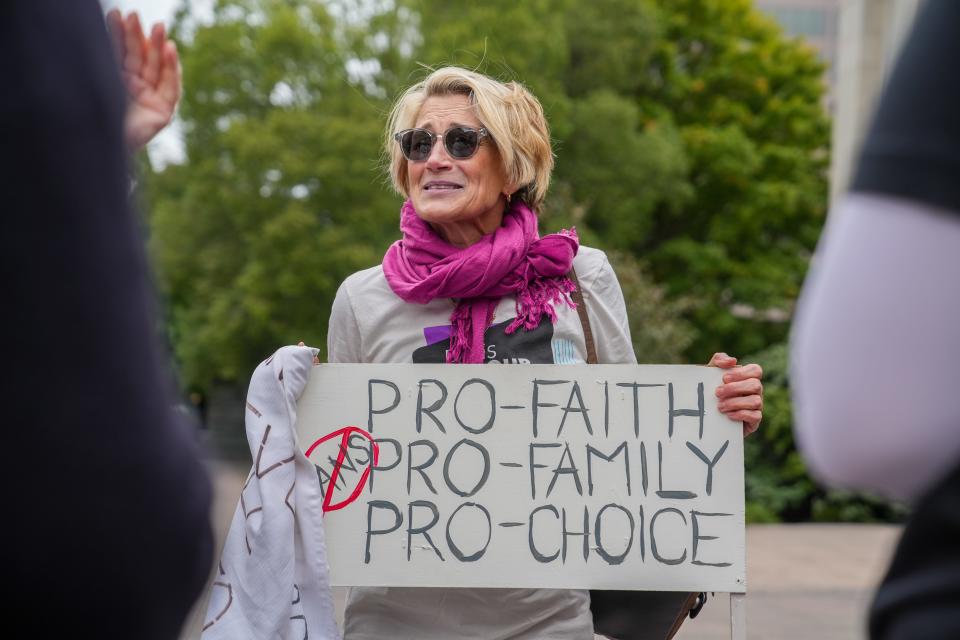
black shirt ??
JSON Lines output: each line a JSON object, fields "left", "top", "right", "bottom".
{"left": 2, "top": 2, "right": 213, "bottom": 637}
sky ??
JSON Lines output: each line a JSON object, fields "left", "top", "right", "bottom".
{"left": 100, "top": 0, "right": 204, "bottom": 30}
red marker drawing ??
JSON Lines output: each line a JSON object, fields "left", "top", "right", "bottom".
{"left": 306, "top": 426, "right": 380, "bottom": 514}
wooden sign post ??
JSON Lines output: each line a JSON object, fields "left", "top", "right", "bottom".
{"left": 297, "top": 364, "right": 747, "bottom": 637}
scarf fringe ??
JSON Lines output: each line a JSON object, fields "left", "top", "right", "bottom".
{"left": 506, "top": 275, "right": 577, "bottom": 335}
{"left": 447, "top": 302, "right": 473, "bottom": 364}
{"left": 447, "top": 274, "right": 576, "bottom": 364}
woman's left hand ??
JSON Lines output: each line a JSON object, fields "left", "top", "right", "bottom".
{"left": 297, "top": 341, "right": 321, "bottom": 365}
{"left": 708, "top": 352, "right": 763, "bottom": 437}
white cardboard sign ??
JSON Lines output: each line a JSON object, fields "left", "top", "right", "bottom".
{"left": 296, "top": 364, "right": 746, "bottom": 593}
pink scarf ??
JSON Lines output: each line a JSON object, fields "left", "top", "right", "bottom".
{"left": 382, "top": 199, "right": 579, "bottom": 363}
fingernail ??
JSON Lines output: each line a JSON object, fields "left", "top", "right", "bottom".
{"left": 715, "top": 386, "right": 722, "bottom": 396}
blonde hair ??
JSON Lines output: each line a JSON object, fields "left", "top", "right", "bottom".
{"left": 385, "top": 67, "right": 554, "bottom": 211}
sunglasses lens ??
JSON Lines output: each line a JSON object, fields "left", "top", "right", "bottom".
{"left": 402, "top": 129, "right": 434, "bottom": 161}
{"left": 445, "top": 127, "right": 479, "bottom": 158}
{"left": 398, "top": 127, "right": 482, "bottom": 161}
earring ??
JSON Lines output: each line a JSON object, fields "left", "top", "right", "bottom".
{"left": 504, "top": 192, "right": 512, "bottom": 204}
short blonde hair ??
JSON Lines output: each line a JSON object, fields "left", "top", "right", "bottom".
{"left": 385, "top": 67, "right": 554, "bottom": 211}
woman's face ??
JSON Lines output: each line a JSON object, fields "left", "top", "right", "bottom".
{"left": 407, "top": 94, "right": 511, "bottom": 246}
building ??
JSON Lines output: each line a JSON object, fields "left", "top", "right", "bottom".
{"left": 829, "top": 0, "right": 923, "bottom": 204}
{"left": 756, "top": 0, "right": 924, "bottom": 206}
{"left": 756, "top": 0, "right": 840, "bottom": 109}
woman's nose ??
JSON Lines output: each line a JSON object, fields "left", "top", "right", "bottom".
{"left": 424, "top": 137, "right": 452, "bottom": 170}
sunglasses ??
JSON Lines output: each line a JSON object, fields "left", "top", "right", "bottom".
{"left": 394, "top": 126, "right": 490, "bottom": 161}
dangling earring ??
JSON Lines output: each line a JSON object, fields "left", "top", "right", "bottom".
{"left": 504, "top": 192, "right": 512, "bottom": 204}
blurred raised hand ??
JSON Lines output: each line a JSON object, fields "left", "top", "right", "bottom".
{"left": 106, "top": 9, "right": 181, "bottom": 152}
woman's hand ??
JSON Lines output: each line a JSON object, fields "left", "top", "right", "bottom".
{"left": 298, "top": 342, "right": 321, "bottom": 365}
{"left": 708, "top": 352, "right": 763, "bottom": 437}
{"left": 106, "top": 10, "right": 181, "bottom": 152}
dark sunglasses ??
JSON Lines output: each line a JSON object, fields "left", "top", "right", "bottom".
{"left": 394, "top": 126, "right": 490, "bottom": 161}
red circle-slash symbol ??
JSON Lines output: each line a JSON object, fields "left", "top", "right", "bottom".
{"left": 305, "top": 426, "right": 379, "bottom": 514}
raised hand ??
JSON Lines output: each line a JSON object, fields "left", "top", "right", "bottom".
{"left": 106, "top": 10, "right": 181, "bottom": 152}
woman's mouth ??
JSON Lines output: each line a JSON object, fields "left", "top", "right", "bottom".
{"left": 424, "top": 181, "right": 463, "bottom": 191}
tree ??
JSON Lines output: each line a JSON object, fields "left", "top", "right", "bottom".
{"left": 393, "top": 0, "right": 829, "bottom": 361}
{"left": 143, "top": 0, "right": 888, "bottom": 522}
{"left": 637, "top": 0, "right": 830, "bottom": 359}
{"left": 147, "top": 0, "right": 399, "bottom": 389}
{"left": 609, "top": 252, "right": 694, "bottom": 364}
{"left": 148, "top": 0, "right": 827, "bottom": 424}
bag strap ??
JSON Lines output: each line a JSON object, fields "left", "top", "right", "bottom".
{"left": 665, "top": 592, "right": 706, "bottom": 640}
{"left": 568, "top": 267, "right": 598, "bottom": 365}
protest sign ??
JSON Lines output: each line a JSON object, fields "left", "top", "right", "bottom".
{"left": 296, "top": 364, "right": 745, "bottom": 593}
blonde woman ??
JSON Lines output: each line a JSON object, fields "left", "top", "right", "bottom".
{"left": 328, "top": 66, "right": 764, "bottom": 639}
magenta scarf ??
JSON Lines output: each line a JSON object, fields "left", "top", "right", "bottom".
{"left": 382, "top": 199, "right": 579, "bottom": 363}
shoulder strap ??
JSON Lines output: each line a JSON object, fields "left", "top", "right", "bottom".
{"left": 568, "top": 267, "right": 598, "bottom": 365}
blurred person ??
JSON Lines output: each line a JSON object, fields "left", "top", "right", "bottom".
{"left": 791, "top": 1, "right": 960, "bottom": 638}
{"left": 2, "top": 2, "right": 212, "bottom": 638}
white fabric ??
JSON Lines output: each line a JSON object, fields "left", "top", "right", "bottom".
{"left": 328, "top": 246, "right": 635, "bottom": 640}
{"left": 203, "top": 345, "right": 340, "bottom": 640}
{"left": 791, "top": 193, "right": 960, "bottom": 502}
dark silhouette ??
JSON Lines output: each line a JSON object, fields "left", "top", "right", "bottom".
{"left": 2, "top": 2, "right": 213, "bottom": 637}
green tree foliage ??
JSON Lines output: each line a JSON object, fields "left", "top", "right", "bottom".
{"left": 640, "top": 0, "right": 830, "bottom": 360}
{"left": 145, "top": 0, "right": 850, "bottom": 523}
{"left": 398, "top": 0, "right": 829, "bottom": 361}
{"left": 148, "top": 0, "right": 398, "bottom": 387}
{"left": 608, "top": 252, "right": 694, "bottom": 364}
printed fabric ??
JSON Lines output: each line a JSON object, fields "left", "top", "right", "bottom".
{"left": 203, "top": 346, "right": 341, "bottom": 640}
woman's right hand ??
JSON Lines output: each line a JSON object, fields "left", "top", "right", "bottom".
{"left": 106, "top": 10, "right": 181, "bottom": 152}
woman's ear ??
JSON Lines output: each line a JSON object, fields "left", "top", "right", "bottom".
{"left": 505, "top": 183, "right": 529, "bottom": 204}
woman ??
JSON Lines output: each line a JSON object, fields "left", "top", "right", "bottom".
{"left": 110, "top": 11, "right": 763, "bottom": 634}
{"left": 328, "top": 66, "right": 763, "bottom": 639}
